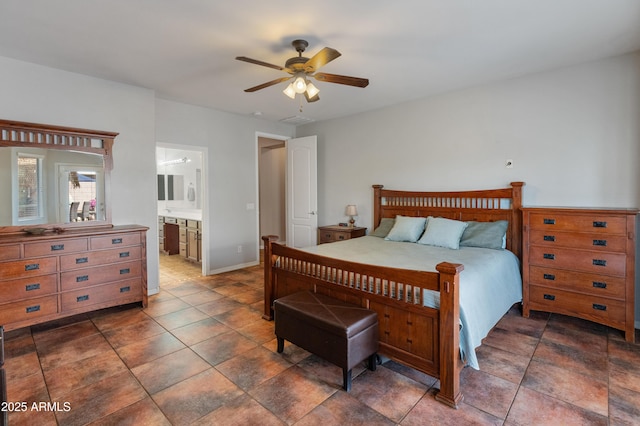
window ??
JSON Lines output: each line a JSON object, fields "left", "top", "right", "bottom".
{"left": 16, "top": 153, "right": 45, "bottom": 224}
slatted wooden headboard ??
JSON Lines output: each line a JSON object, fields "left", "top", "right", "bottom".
{"left": 373, "top": 182, "right": 525, "bottom": 261}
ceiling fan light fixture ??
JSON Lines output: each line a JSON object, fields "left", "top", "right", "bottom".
{"left": 283, "top": 83, "right": 296, "bottom": 99}
{"left": 305, "top": 82, "right": 320, "bottom": 98}
{"left": 293, "top": 75, "right": 307, "bottom": 93}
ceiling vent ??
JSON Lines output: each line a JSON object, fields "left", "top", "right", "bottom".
{"left": 279, "top": 115, "right": 315, "bottom": 126}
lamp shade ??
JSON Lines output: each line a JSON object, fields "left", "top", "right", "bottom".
{"left": 293, "top": 76, "right": 307, "bottom": 93}
{"left": 345, "top": 205, "right": 358, "bottom": 216}
{"left": 283, "top": 83, "right": 296, "bottom": 99}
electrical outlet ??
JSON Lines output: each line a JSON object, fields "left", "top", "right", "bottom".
{"left": 505, "top": 159, "right": 514, "bottom": 169}
{"left": 237, "top": 245, "right": 242, "bottom": 253}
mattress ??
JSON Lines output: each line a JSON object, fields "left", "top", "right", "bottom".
{"left": 301, "top": 236, "right": 523, "bottom": 369}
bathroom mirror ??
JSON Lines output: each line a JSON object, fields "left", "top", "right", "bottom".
{"left": 0, "top": 119, "right": 116, "bottom": 233}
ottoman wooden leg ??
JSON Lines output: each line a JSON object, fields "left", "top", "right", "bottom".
{"left": 343, "top": 369, "right": 352, "bottom": 392}
{"left": 276, "top": 337, "right": 284, "bottom": 353}
{"left": 368, "top": 353, "right": 377, "bottom": 371}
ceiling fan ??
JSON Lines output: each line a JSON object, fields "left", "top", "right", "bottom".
{"left": 236, "top": 39, "right": 369, "bottom": 103}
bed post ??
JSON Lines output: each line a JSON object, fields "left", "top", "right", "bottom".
{"left": 262, "top": 235, "right": 279, "bottom": 320}
{"left": 372, "top": 185, "right": 384, "bottom": 229}
{"left": 509, "top": 182, "right": 525, "bottom": 262}
{"left": 435, "top": 261, "right": 464, "bottom": 408}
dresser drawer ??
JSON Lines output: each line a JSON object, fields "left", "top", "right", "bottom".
{"left": 60, "top": 278, "right": 142, "bottom": 312}
{"left": 0, "top": 257, "right": 57, "bottom": 280}
{"left": 0, "top": 296, "right": 58, "bottom": 325}
{"left": 528, "top": 230, "right": 627, "bottom": 252}
{"left": 529, "top": 285, "right": 626, "bottom": 329}
{"left": 60, "top": 260, "right": 142, "bottom": 291}
{"left": 319, "top": 230, "right": 352, "bottom": 243}
{"left": 529, "top": 245, "right": 626, "bottom": 276}
{"left": 0, "top": 244, "right": 20, "bottom": 261}
{"left": 90, "top": 232, "right": 142, "bottom": 250}
{"left": 527, "top": 212, "right": 627, "bottom": 234}
{"left": 0, "top": 274, "right": 57, "bottom": 303}
{"left": 24, "top": 238, "right": 88, "bottom": 257}
{"left": 60, "top": 246, "right": 142, "bottom": 271}
{"left": 529, "top": 266, "right": 625, "bottom": 299}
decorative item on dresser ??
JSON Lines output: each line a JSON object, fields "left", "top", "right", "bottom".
{"left": 317, "top": 225, "right": 366, "bottom": 244}
{"left": 522, "top": 207, "right": 638, "bottom": 342}
{"left": 0, "top": 119, "right": 148, "bottom": 332}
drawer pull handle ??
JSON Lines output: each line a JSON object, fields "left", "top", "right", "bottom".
{"left": 120, "top": 286, "right": 131, "bottom": 293}
{"left": 25, "top": 263, "right": 40, "bottom": 271}
{"left": 120, "top": 268, "right": 130, "bottom": 275}
{"left": 543, "top": 294, "right": 556, "bottom": 301}
{"left": 593, "top": 281, "right": 607, "bottom": 289}
{"left": 383, "top": 313, "right": 390, "bottom": 318}
{"left": 543, "top": 218, "right": 556, "bottom": 225}
{"left": 592, "top": 259, "right": 607, "bottom": 267}
{"left": 77, "top": 295, "right": 89, "bottom": 302}
{"left": 543, "top": 235, "right": 556, "bottom": 242}
{"left": 543, "top": 253, "right": 555, "bottom": 260}
{"left": 51, "top": 244, "right": 64, "bottom": 251}
{"left": 592, "top": 303, "right": 607, "bottom": 311}
{"left": 26, "top": 305, "right": 41, "bottom": 313}
{"left": 406, "top": 338, "right": 413, "bottom": 344}
{"left": 543, "top": 274, "right": 555, "bottom": 280}
{"left": 119, "top": 251, "right": 130, "bottom": 258}
{"left": 25, "top": 283, "right": 40, "bottom": 291}
{"left": 76, "top": 275, "right": 89, "bottom": 282}
{"left": 112, "top": 238, "right": 123, "bottom": 244}
{"left": 592, "top": 239, "right": 607, "bottom": 247}
{"left": 76, "top": 257, "right": 89, "bottom": 264}
{"left": 338, "top": 235, "right": 345, "bottom": 240}
{"left": 593, "top": 221, "right": 607, "bottom": 228}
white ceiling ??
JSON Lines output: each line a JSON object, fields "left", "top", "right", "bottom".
{"left": 1, "top": 0, "right": 639, "bottom": 124}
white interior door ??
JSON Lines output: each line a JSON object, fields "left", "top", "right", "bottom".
{"left": 286, "top": 135, "right": 317, "bottom": 247}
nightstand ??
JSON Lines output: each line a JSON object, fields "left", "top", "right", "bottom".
{"left": 318, "top": 225, "right": 367, "bottom": 244}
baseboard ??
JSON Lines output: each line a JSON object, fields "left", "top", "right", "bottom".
{"left": 208, "top": 260, "right": 260, "bottom": 275}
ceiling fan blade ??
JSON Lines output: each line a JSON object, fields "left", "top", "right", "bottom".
{"left": 313, "top": 72, "right": 369, "bottom": 88}
{"left": 304, "top": 91, "right": 320, "bottom": 103}
{"left": 244, "top": 77, "right": 292, "bottom": 92}
{"left": 236, "top": 56, "right": 285, "bottom": 71}
{"left": 303, "top": 47, "right": 341, "bottom": 72}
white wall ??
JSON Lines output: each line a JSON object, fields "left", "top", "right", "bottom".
{"left": 297, "top": 51, "right": 640, "bottom": 326}
{"left": 0, "top": 56, "right": 160, "bottom": 293}
{"left": 155, "top": 99, "right": 295, "bottom": 273}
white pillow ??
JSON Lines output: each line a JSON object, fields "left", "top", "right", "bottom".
{"left": 418, "top": 217, "right": 468, "bottom": 249}
{"left": 384, "top": 215, "right": 427, "bottom": 242}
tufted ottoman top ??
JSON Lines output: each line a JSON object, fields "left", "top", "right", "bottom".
{"left": 274, "top": 291, "right": 378, "bottom": 338}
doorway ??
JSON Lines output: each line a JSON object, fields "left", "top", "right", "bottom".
{"left": 156, "top": 144, "right": 207, "bottom": 277}
{"left": 258, "top": 136, "right": 286, "bottom": 247}
{"left": 257, "top": 133, "right": 318, "bottom": 250}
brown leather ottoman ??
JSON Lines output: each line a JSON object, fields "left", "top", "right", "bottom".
{"left": 274, "top": 291, "right": 378, "bottom": 391}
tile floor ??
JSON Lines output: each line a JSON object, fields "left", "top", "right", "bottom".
{"left": 3, "top": 254, "right": 640, "bottom": 425}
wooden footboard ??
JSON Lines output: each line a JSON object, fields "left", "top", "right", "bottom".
{"left": 262, "top": 235, "right": 465, "bottom": 408}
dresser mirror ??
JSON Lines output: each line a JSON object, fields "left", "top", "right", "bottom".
{"left": 0, "top": 119, "right": 116, "bottom": 233}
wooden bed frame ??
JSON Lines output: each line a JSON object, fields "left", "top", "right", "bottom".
{"left": 262, "top": 182, "right": 524, "bottom": 408}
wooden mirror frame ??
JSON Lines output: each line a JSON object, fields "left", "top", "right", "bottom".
{"left": 0, "top": 119, "right": 117, "bottom": 234}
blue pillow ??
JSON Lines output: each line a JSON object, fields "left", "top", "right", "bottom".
{"left": 417, "top": 217, "right": 468, "bottom": 249}
{"left": 459, "top": 220, "right": 508, "bottom": 250}
{"left": 371, "top": 217, "right": 395, "bottom": 238}
{"left": 384, "top": 215, "right": 427, "bottom": 242}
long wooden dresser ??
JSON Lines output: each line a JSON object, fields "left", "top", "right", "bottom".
{"left": 522, "top": 207, "right": 637, "bottom": 342}
{"left": 0, "top": 225, "right": 148, "bottom": 332}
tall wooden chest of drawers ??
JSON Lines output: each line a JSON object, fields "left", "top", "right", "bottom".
{"left": 522, "top": 207, "right": 637, "bottom": 342}
{"left": 0, "top": 225, "right": 148, "bottom": 332}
